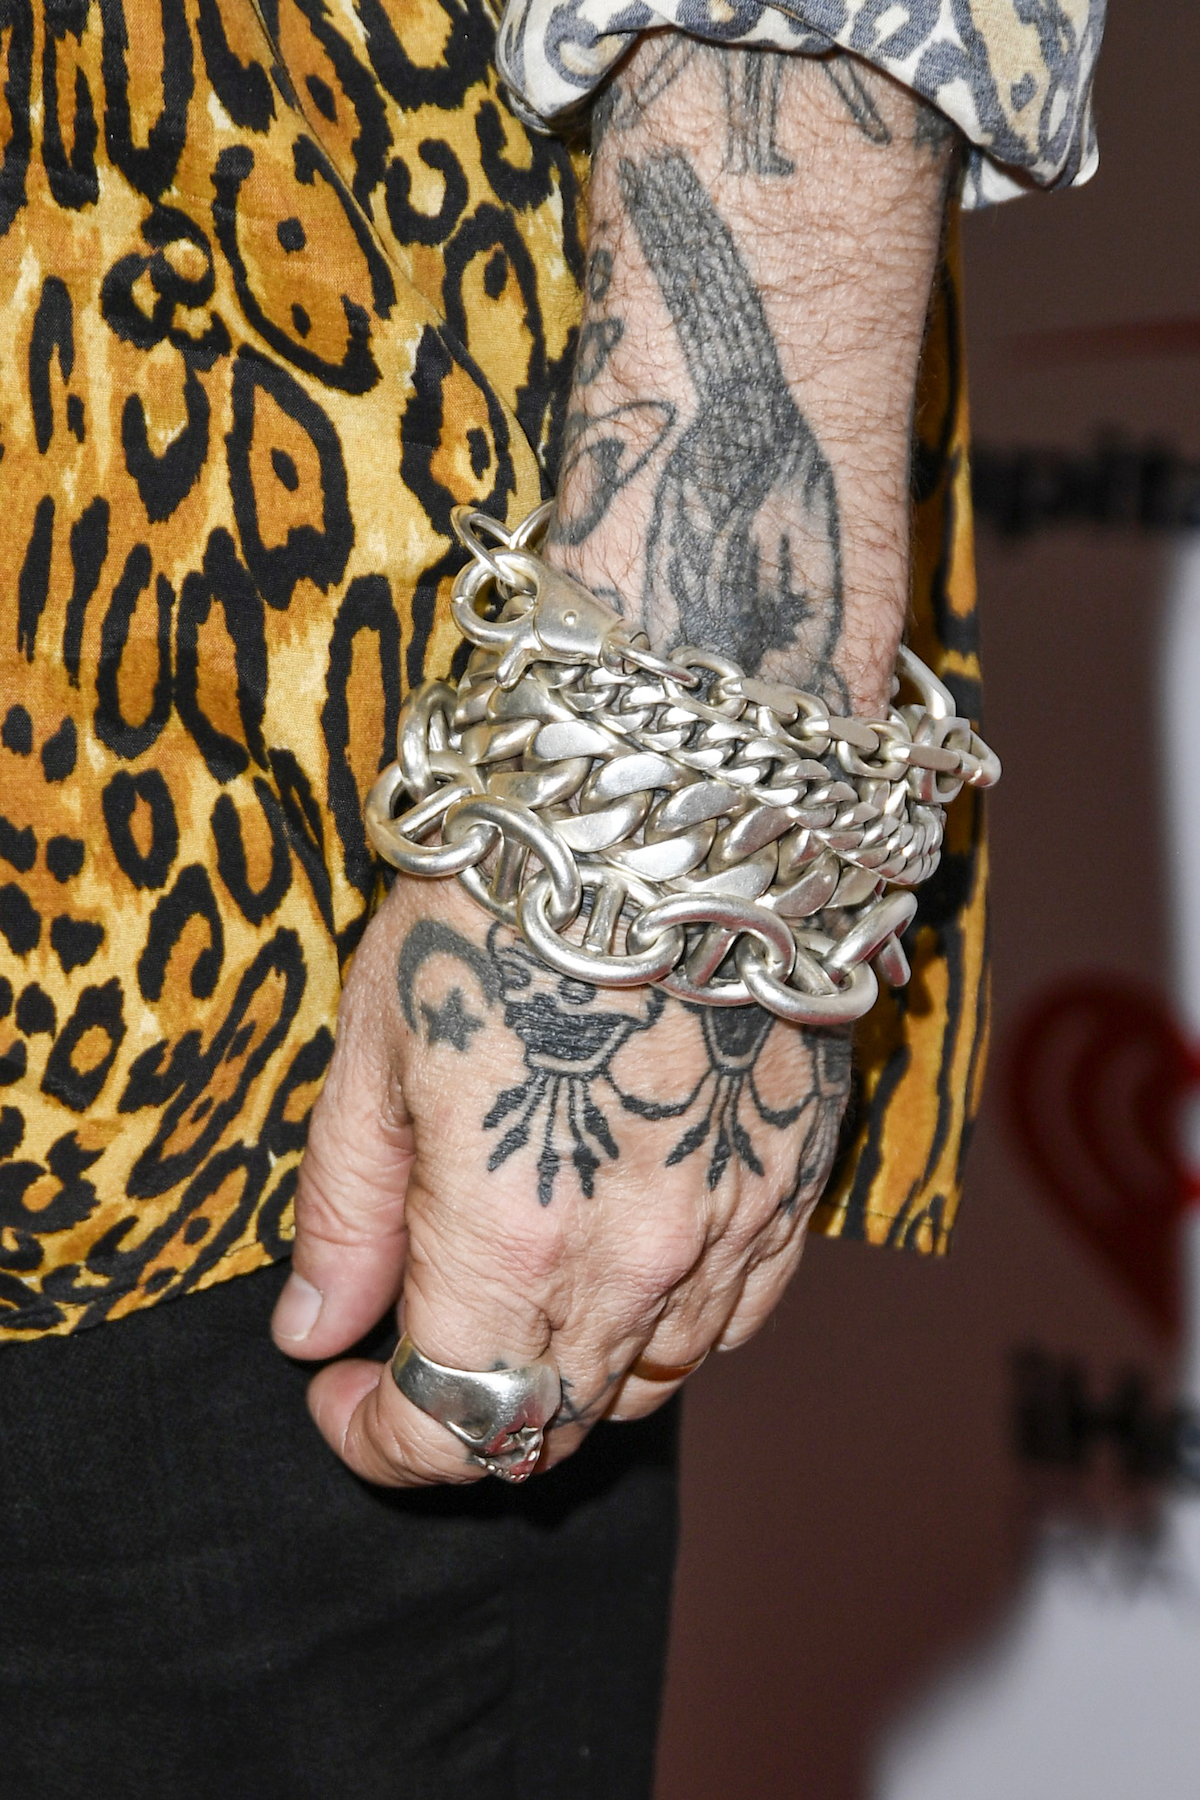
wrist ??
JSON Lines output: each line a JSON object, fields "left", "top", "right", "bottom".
{"left": 546, "top": 412, "right": 914, "bottom": 716}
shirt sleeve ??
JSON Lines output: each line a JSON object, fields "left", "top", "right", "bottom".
{"left": 495, "top": 0, "right": 1107, "bottom": 209}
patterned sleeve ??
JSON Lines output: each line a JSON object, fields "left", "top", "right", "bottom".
{"left": 495, "top": 0, "right": 1106, "bottom": 208}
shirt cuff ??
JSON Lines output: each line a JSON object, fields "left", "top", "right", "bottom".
{"left": 495, "top": 0, "right": 1106, "bottom": 209}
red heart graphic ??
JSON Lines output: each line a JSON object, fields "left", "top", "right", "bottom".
{"left": 1007, "top": 977, "right": 1197, "bottom": 1338}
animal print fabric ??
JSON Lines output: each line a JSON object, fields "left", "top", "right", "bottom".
{"left": 497, "top": 0, "right": 1106, "bottom": 207}
{"left": 0, "top": 0, "right": 986, "bottom": 1339}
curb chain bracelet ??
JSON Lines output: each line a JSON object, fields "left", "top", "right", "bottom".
{"left": 365, "top": 504, "right": 1000, "bottom": 1027}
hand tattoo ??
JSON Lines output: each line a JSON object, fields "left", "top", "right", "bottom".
{"left": 617, "top": 1005, "right": 807, "bottom": 1189}
{"left": 397, "top": 920, "right": 848, "bottom": 1207}
{"left": 421, "top": 988, "right": 484, "bottom": 1051}
{"left": 554, "top": 1369, "right": 619, "bottom": 1428}
{"left": 476, "top": 936, "right": 656, "bottom": 1205}
{"left": 784, "top": 1031, "right": 852, "bottom": 1212}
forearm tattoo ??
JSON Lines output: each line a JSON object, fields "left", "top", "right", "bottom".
{"left": 723, "top": 51, "right": 794, "bottom": 175}
{"left": 820, "top": 55, "right": 892, "bottom": 145}
{"left": 397, "top": 920, "right": 849, "bottom": 1209}
{"left": 726, "top": 49, "right": 893, "bottom": 164}
{"left": 555, "top": 46, "right": 856, "bottom": 704}
{"left": 619, "top": 149, "right": 844, "bottom": 693}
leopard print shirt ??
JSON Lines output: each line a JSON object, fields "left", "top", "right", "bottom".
{"left": 497, "top": 0, "right": 1106, "bottom": 208}
{"left": 0, "top": 0, "right": 987, "bottom": 1340}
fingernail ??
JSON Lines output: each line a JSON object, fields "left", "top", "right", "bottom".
{"left": 274, "top": 1273, "right": 323, "bottom": 1342}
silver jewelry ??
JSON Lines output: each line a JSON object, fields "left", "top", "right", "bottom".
{"left": 366, "top": 503, "right": 1000, "bottom": 1027}
{"left": 390, "top": 1333, "right": 561, "bottom": 1482}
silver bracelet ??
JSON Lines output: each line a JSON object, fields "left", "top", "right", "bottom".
{"left": 365, "top": 504, "right": 1000, "bottom": 1027}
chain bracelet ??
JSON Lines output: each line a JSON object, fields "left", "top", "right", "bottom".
{"left": 365, "top": 504, "right": 1000, "bottom": 1027}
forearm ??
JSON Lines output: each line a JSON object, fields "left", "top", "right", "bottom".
{"left": 547, "top": 42, "right": 957, "bottom": 714}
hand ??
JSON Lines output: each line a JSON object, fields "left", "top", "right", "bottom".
{"left": 271, "top": 40, "right": 955, "bottom": 1484}
{"left": 271, "top": 875, "right": 850, "bottom": 1485}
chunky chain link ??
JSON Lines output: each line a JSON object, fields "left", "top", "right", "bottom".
{"left": 365, "top": 504, "right": 1000, "bottom": 1026}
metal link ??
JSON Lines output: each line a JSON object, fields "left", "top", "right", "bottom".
{"left": 450, "top": 506, "right": 545, "bottom": 588}
{"left": 519, "top": 870, "right": 687, "bottom": 988}
{"left": 361, "top": 503, "right": 1001, "bottom": 1027}
{"left": 736, "top": 940, "right": 879, "bottom": 1026}
{"left": 825, "top": 890, "right": 920, "bottom": 977}
{"left": 444, "top": 796, "right": 582, "bottom": 929}
{"left": 365, "top": 772, "right": 497, "bottom": 879}
{"left": 629, "top": 893, "right": 796, "bottom": 1008}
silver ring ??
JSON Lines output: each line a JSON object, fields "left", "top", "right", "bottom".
{"left": 391, "top": 1334, "right": 561, "bottom": 1483}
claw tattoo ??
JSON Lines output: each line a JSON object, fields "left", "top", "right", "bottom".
{"left": 398, "top": 921, "right": 840, "bottom": 1205}
{"left": 615, "top": 1006, "right": 806, "bottom": 1190}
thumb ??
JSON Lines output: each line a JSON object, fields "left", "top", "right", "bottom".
{"left": 271, "top": 976, "right": 414, "bottom": 1360}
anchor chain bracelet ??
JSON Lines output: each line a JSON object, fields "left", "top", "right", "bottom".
{"left": 364, "top": 503, "right": 1000, "bottom": 1027}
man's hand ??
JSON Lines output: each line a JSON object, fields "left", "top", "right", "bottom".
{"left": 271, "top": 877, "right": 848, "bottom": 1484}
{"left": 271, "top": 42, "right": 957, "bottom": 1484}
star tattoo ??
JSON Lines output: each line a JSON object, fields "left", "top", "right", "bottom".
{"left": 421, "top": 987, "right": 485, "bottom": 1051}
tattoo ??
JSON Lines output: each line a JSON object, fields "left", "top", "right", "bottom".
{"left": 397, "top": 921, "right": 846, "bottom": 1207}
{"left": 554, "top": 1369, "right": 617, "bottom": 1427}
{"left": 574, "top": 315, "right": 624, "bottom": 386}
{"left": 598, "top": 41, "right": 888, "bottom": 166}
{"left": 616, "top": 1006, "right": 805, "bottom": 1189}
{"left": 782, "top": 1032, "right": 852, "bottom": 1211}
{"left": 723, "top": 52, "right": 794, "bottom": 176}
{"left": 618, "top": 151, "right": 845, "bottom": 695}
{"left": 593, "top": 36, "right": 698, "bottom": 144}
{"left": 421, "top": 987, "right": 484, "bottom": 1051}
{"left": 477, "top": 937, "right": 657, "bottom": 1205}
{"left": 586, "top": 248, "right": 613, "bottom": 304}
{"left": 398, "top": 919, "right": 499, "bottom": 1026}
{"left": 399, "top": 917, "right": 659, "bottom": 1204}
{"left": 552, "top": 399, "right": 675, "bottom": 548}
{"left": 820, "top": 56, "right": 891, "bottom": 146}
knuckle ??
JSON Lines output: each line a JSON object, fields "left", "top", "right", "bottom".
{"left": 491, "top": 1216, "right": 569, "bottom": 1291}
{"left": 748, "top": 1207, "right": 806, "bottom": 1272}
{"left": 446, "top": 1198, "right": 569, "bottom": 1296}
{"left": 619, "top": 1209, "right": 706, "bottom": 1302}
{"left": 404, "top": 1226, "right": 560, "bottom": 1344}
{"left": 723, "top": 1187, "right": 793, "bottom": 1260}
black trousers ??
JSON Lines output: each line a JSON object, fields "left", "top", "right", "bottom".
{"left": 0, "top": 1264, "right": 679, "bottom": 1799}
